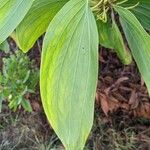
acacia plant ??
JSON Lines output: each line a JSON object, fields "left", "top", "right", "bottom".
{"left": 0, "top": 0, "right": 150, "bottom": 149}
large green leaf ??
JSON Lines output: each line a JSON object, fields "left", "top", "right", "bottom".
{"left": 111, "top": 20, "right": 132, "bottom": 65}
{"left": 96, "top": 19, "right": 113, "bottom": 49}
{"left": 40, "top": 0, "right": 98, "bottom": 149}
{"left": 132, "top": 1, "right": 150, "bottom": 31}
{"left": 16, "top": 0, "right": 68, "bottom": 52}
{"left": 96, "top": 18, "right": 132, "bottom": 65}
{"left": 118, "top": 0, "right": 150, "bottom": 31}
{"left": 0, "top": 0, "right": 33, "bottom": 44}
{"left": 114, "top": 5, "right": 150, "bottom": 95}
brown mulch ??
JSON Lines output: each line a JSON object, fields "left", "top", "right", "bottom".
{"left": 96, "top": 47, "right": 150, "bottom": 119}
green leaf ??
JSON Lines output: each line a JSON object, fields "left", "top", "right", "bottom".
{"left": 15, "top": 0, "right": 69, "bottom": 52}
{"left": 111, "top": 19, "right": 132, "bottom": 65}
{"left": 114, "top": 5, "right": 150, "bottom": 95}
{"left": 40, "top": 0, "right": 98, "bottom": 149}
{"left": 8, "top": 98, "right": 18, "bottom": 111}
{"left": 0, "top": 40, "right": 9, "bottom": 52}
{"left": 96, "top": 18, "right": 132, "bottom": 65}
{"left": 118, "top": 0, "right": 150, "bottom": 31}
{"left": 0, "top": 95, "right": 3, "bottom": 113}
{"left": 97, "top": 19, "right": 113, "bottom": 49}
{"left": 117, "top": 0, "right": 147, "bottom": 6}
{"left": 132, "top": 1, "right": 150, "bottom": 31}
{"left": 21, "top": 99, "right": 32, "bottom": 112}
{"left": 0, "top": 0, "right": 33, "bottom": 44}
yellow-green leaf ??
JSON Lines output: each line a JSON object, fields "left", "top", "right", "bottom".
{"left": 111, "top": 20, "right": 132, "bottom": 65}
{"left": 0, "top": 0, "right": 33, "bottom": 44}
{"left": 96, "top": 18, "right": 132, "bottom": 65}
{"left": 16, "top": 0, "right": 68, "bottom": 52}
{"left": 40, "top": 0, "right": 99, "bottom": 149}
{"left": 97, "top": 19, "right": 113, "bottom": 49}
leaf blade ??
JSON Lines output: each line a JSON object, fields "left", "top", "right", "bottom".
{"left": 118, "top": 0, "right": 150, "bottom": 31}
{"left": 132, "top": 2, "right": 150, "bottom": 31}
{"left": 0, "top": 0, "right": 33, "bottom": 44}
{"left": 40, "top": 0, "right": 99, "bottom": 149}
{"left": 16, "top": 0, "right": 69, "bottom": 52}
{"left": 111, "top": 19, "right": 132, "bottom": 65}
{"left": 96, "top": 19, "right": 114, "bottom": 49}
{"left": 114, "top": 5, "right": 150, "bottom": 95}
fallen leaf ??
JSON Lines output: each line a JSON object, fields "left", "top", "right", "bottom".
{"left": 99, "top": 93, "right": 109, "bottom": 116}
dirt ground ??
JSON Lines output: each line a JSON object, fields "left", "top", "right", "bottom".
{"left": 0, "top": 41, "right": 150, "bottom": 150}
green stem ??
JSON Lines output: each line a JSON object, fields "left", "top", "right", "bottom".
{"left": 91, "top": 0, "right": 103, "bottom": 10}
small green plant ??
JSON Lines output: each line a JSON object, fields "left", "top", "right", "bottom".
{"left": 0, "top": 0, "right": 150, "bottom": 149}
{"left": 0, "top": 40, "right": 9, "bottom": 53}
{"left": 0, "top": 51, "right": 39, "bottom": 112}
